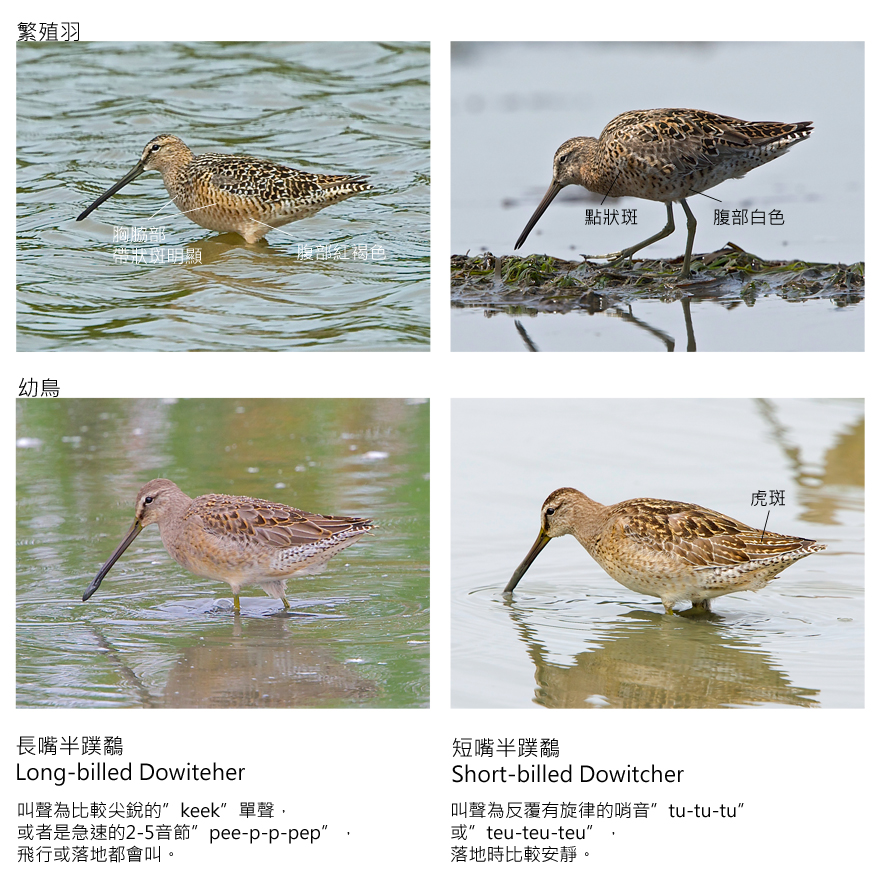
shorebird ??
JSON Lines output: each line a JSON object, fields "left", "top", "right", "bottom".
{"left": 84, "top": 479, "right": 373, "bottom": 612}
{"left": 514, "top": 109, "right": 812, "bottom": 277}
{"left": 76, "top": 134, "right": 371, "bottom": 243}
{"left": 504, "top": 487, "right": 824, "bottom": 612}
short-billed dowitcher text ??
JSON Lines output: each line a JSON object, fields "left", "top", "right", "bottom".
{"left": 76, "top": 135, "right": 371, "bottom": 243}
{"left": 504, "top": 488, "right": 824, "bottom": 613}
{"left": 83, "top": 479, "right": 373, "bottom": 612}
{"left": 514, "top": 109, "right": 812, "bottom": 278}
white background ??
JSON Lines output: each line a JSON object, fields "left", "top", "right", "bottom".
{"left": 11, "top": 7, "right": 872, "bottom": 877}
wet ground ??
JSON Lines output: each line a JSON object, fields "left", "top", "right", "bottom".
{"left": 451, "top": 250, "right": 864, "bottom": 352}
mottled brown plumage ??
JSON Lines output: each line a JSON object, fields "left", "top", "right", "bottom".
{"left": 77, "top": 135, "right": 371, "bottom": 243}
{"left": 515, "top": 109, "right": 813, "bottom": 277}
{"left": 504, "top": 487, "right": 824, "bottom": 613}
{"left": 84, "top": 479, "right": 373, "bottom": 612}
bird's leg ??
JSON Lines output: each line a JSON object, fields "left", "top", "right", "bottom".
{"left": 582, "top": 202, "right": 676, "bottom": 267}
{"left": 282, "top": 596, "right": 291, "bottom": 610}
{"left": 678, "top": 198, "right": 698, "bottom": 278}
{"left": 234, "top": 594, "right": 241, "bottom": 614}
{"left": 679, "top": 598, "right": 712, "bottom": 617}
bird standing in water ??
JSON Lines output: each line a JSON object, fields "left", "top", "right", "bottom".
{"left": 84, "top": 479, "right": 373, "bottom": 612}
{"left": 504, "top": 487, "right": 824, "bottom": 613}
{"left": 76, "top": 135, "right": 371, "bottom": 243}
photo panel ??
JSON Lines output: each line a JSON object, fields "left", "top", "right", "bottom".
{"left": 17, "top": 40, "right": 430, "bottom": 352}
{"left": 452, "top": 397, "right": 863, "bottom": 708}
{"left": 17, "top": 397, "right": 429, "bottom": 709}
{"left": 451, "top": 42, "right": 863, "bottom": 352}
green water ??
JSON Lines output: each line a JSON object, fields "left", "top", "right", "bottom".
{"left": 17, "top": 398, "right": 430, "bottom": 708}
{"left": 17, "top": 42, "right": 430, "bottom": 351}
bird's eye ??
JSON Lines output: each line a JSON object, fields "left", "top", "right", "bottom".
{"left": 546, "top": 507, "right": 556, "bottom": 516}
{"left": 145, "top": 496, "right": 154, "bottom": 504}
{"left": 151, "top": 144, "right": 161, "bottom": 152}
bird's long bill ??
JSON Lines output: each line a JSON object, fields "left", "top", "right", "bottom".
{"left": 503, "top": 530, "right": 551, "bottom": 593}
{"left": 83, "top": 519, "right": 143, "bottom": 601}
{"left": 514, "top": 181, "right": 563, "bottom": 250}
{"left": 76, "top": 161, "right": 147, "bottom": 221}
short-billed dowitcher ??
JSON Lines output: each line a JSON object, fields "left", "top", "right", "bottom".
{"left": 514, "top": 109, "right": 812, "bottom": 278}
{"left": 83, "top": 479, "right": 373, "bottom": 612}
{"left": 504, "top": 488, "right": 824, "bottom": 613}
{"left": 76, "top": 135, "right": 371, "bottom": 243}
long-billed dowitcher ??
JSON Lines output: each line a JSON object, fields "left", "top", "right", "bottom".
{"left": 504, "top": 488, "right": 824, "bottom": 613}
{"left": 76, "top": 135, "right": 371, "bottom": 243}
{"left": 514, "top": 109, "right": 812, "bottom": 278}
{"left": 83, "top": 479, "right": 373, "bottom": 612}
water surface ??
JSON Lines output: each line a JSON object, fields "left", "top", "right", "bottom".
{"left": 17, "top": 398, "right": 430, "bottom": 708}
{"left": 452, "top": 398, "right": 863, "bottom": 708}
{"left": 18, "top": 41, "right": 430, "bottom": 351}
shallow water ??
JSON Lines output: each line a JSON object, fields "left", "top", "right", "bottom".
{"left": 17, "top": 41, "right": 430, "bottom": 351}
{"left": 17, "top": 398, "right": 430, "bottom": 708}
{"left": 451, "top": 398, "right": 864, "bottom": 708}
{"left": 452, "top": 294, "right": 861, "bottom": 352}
